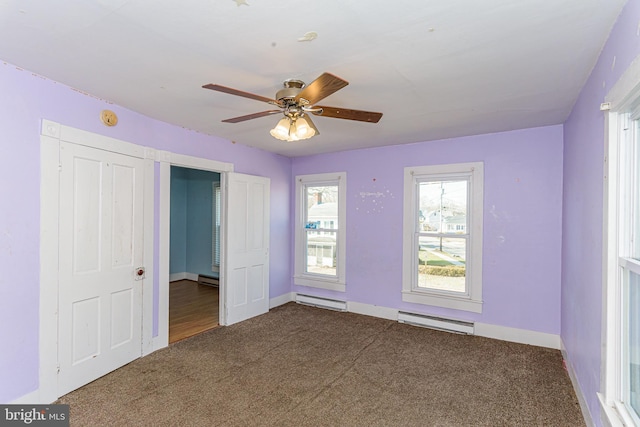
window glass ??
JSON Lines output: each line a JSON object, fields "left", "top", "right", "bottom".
{"left": 306, "top": 231, "right": 337, "bottom": 276}
{"left": 631, "top": 121, "right": 640, "bottom": 418}
{"left": 305, "top": 185, "right": 338, "bottom": 230}
{"left": 418, "top": 180, "right": 467, "bottom": 232}
{"left": 634, "top": 120, "right": 640, "bottom": 261}
{"left": 629, "top": 270, "right": 640, "bottom": 415}
{"left": 417, "top": 179, "right": 468, "bottom": 294}
{"left": 417, "top": 236, "right": 466, "bottom": 292}
{"left": 304, "top": 184, "right": 338, "bottom": 277}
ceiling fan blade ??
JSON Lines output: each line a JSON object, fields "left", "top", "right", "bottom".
{"left": 222, "top": 110, "right": 282, "bottom": 123}
{"left": 304, "top": 114, "right": 320, "bottom": 136}
{"left": 203, "top": 84, "right": 277, "bottom": 104}
{"left": 312, "top": 106, "right": 383, "bottom": 123}
{"left": 295, "top": 73, "right": 348, "bottom": 105}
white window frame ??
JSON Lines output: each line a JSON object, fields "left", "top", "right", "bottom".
{"left": 600, "top": 56, "right": 640, "bottom": 427}
{"left": 402, "top": 162, "right": 483, "bottom": 313}
{"left": 294, "top": 172, "right": 347, "bottom": 292}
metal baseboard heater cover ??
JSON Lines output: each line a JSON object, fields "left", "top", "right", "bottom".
{"left": 398, "top": 311, "right": 474, "bottom": 335}
{"left": 198, "top": 274, "right": 219, "bottom": 287}
{"left": 296, "top": 294, "right": 347, "bottom": 311}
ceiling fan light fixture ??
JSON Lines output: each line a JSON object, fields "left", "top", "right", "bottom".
{"left": 270, "top": 116, "right": 315, "bottom": 142}
{"left": 269, "top": 117, "right": 292, "bottom": 140}
{"left": 294, "top": 116, "right": 315, "bottom": 140}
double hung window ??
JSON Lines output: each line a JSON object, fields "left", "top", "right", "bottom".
{"left": 403, "top": 162, "right": 483, "bottom": 312}
{"left": 294, "top": 173, "right": 346, "bottom": 291}
{"left": 620, "top": 116, "right": 640, "bottom": 423}
{"left": 603, "top": 109, "right": 640, "bottom": 425}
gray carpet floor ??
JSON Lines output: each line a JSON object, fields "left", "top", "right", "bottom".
{"left": 58, "top": 302, "right": 584, "bottom": 426}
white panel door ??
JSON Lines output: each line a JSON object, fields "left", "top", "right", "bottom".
{"left": 225, "top": 173, "right": 270, "bottom": 325}
{"left": 58, "top": 141, "right": 144, "bottom": 396}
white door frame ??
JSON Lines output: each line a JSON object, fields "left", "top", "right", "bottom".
{"left": 39, "top": 120, "right": 155, "bottom": 403}
{"left": 155, "top": 152, "right": 233, "bottom": 350}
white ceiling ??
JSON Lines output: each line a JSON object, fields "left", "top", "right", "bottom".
{"left": 0, "top": 0, "right": 627, "bottom": 157}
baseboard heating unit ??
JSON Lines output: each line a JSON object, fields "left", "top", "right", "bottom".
{"left": 398, "top": 311, "right": 474, "bottom": 335}
{"left": 296, "top": 294, "right": 347, "bottom": 311}
{"left": 197, "top": 274, "right": 219, "bottom": 287}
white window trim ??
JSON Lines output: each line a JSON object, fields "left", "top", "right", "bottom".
{"left": 601, "top": 53, "right": 640, "bottom": 427}
{"left": 402, "top": 162, "right": 483, "bottom": 313}
{"left": 294, "top": 172, "right": 346, "bottom": 292}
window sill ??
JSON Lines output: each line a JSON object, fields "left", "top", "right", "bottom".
{"left": 402, "top": 290, "right": 482, "bottom": 313}
{"left": 597, "top": 393, "right": 626, "bottom": 427}
{"left": 294, "top": 275, "right": 345, "bottom": 292}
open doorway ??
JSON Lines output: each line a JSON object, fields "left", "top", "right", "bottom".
{"left": 169, "top": 166, "right": 221, "bottom": 343}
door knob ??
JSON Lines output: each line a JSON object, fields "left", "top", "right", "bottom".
{"left": 135, "top": 267, "right": 146, "bottom": 280}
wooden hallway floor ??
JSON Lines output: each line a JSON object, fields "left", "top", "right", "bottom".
{"left": 169, "top": 279, "right": 219, "bottom": 343}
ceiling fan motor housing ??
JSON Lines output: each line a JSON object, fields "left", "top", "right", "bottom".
{"left": 276, "top": 79, "right": 306, "bottom": 103}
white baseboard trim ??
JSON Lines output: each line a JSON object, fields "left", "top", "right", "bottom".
{"left": 474, "top": 322, "right": 561, "bottom": 349}
{"left": 8, "top": 389, "right": 43, "bottom": 404}
{"left": 270, "top": 292, "right": 294, "bottom": 309}
{"left": 561, "top": 342, "right": 595, "bottom": 427}
{"left": 169, "top": 272, "right": 186, "bottom": 282}
{"left": 169, "top": 272, "right": 198, "bottom": 282}
{"left": 347, "top": 301, "right": 398, "bottom": 321}
{"left": 293, "top": 294, "right": 560, "bottom": 349}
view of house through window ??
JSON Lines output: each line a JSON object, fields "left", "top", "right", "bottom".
{"left": 418, "top": 180, "right": 468, "bottom": 293}
{"left": 304, "top": 184, "right": 338, "bottom": 276}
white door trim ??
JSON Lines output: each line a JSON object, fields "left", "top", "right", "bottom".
{"left": 39, "top": 120, "right": 155, "bottom": 403}
{"left": 39, "top": 128, "right": 61, "bottom": 404}
{"left": 155, "top": 150, "right": 233, "bottom": 349}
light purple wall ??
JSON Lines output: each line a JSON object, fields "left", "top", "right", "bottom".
{"left": 0, "top": 62, "right": 292, "bottom": 402}
{"left": 562, "top": 1, "right": 640, "bottom": 424}
{"left": 292, "top": 125, "right": 564, "bottom": 333}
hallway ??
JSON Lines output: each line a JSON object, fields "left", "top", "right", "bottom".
{"left": 169, "top": 280, "right": 219, "bottom": 343}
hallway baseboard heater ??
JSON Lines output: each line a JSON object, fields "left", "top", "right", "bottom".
{"left": 198, "top": 274, "right": 219, "bottom": 287}
{"left": 296, "top": 294, "right": 347, "bottom": 311}
{"left": 398, "top": 311, "right": 474, "bottom": 335}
